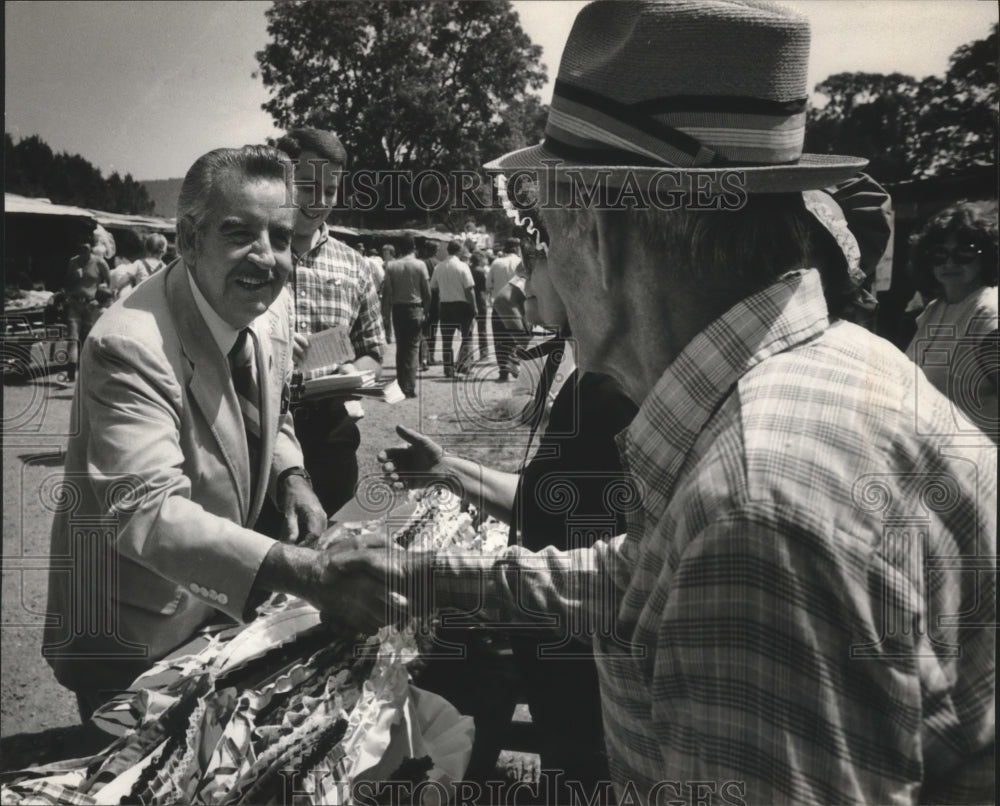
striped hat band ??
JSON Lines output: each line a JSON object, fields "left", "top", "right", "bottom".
{"left": 545, "top": 79, "right": 808, "bottom": 169}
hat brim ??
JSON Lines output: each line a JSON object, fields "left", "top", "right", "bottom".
{"left": 485, "top": 143, "right": 869, "bottom": 195}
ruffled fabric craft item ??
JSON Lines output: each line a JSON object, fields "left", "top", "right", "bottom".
{"left": 1, "top": 491, "right": 507, "bottom": 805}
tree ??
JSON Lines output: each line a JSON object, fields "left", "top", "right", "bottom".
{"left": 910, "top": 24, "right": 998, "bottom": 175}
{"left": 805, "top": 25, "right": 997, "bottom": 181}
{"left": 255, "top": 0, "right": 547, "bottom": 225}
{"left": 806, "top": 72, "right": 922, "bottom": 182}
{"left": 5, "top": 132, "right": 156, "bottom": 215}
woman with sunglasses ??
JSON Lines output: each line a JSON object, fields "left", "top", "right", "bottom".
{"left": 905, "top": 202, "right": 998, "bottom": 439}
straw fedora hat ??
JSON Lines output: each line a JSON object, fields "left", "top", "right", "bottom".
{"left": 485, "top": 0, "right": 868, "bottom": 193}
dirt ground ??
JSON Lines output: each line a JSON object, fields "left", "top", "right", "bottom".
{"left": 1, "top": 330, "right": 544, "bottom": 772}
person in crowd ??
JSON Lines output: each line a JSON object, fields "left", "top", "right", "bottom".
{"left": 364, "top": 247, "right": 390, "bottom": 343}
{"left": 352, "top": 3, "right": 996, "bottom": 803}
{"left": 476, "top": 224, "right": 493, "bottom": 253}
{"left": 110, "top": 233, "right": 169, "bottom": 301}
{"left": 490, "top": 260, "right": 531, "bottom": 382}
{"left": 420, "top": 240, "right": 442, "bottom": 369}
{"left": 60, "top": 239, "right": 111, "bottom": 387}
{"left": 363, "top": 247, "right": 383, "bottom": 285}
{"left": 431, "top": 240, "right": 477, "bottom": 377}
{"left": 380, "top": 244, "right": 397, "bottom": 345}
{"left": 275, "top": 127, "right": 385, "bottom": 517}
{"left": 905, "top": 202, "right": 998, "bottom": 439}
{"left": 381, "top": 225, "right": 637, "bottom": 793}
{"left": 800, "top": 173, "right": 893, "bottom": 331}
{"left": 43, "top": 145, "right": 394, "bottom": 720}
{"left": 43, "top": 290, "right": 70, "bottom": 374}
{"left": 468, "top": 250, "right": 491, "bottom": 360}
{"left": 86, "top": 286, "right": 115, "bottom": 328}
{"left": 135, "top": 233, "right": 169, "bottom": 278}
{"left": 486, "top": 237, "right": 521, "bottom": 303}
{"left": 461, "top": 218, "right": 478, "bottom": 246}
{"left": 487, "top": 237, "right": 524, "bottom": 379}
{"left": 382, "top": 235, "right": 431, "bottom": 399}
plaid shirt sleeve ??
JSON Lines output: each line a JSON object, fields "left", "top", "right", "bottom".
{"left": 431, "top": 534, "right": 632, "bottom": 635}
{"left": 349, "top": 261, "right": 385, "bottom": 363}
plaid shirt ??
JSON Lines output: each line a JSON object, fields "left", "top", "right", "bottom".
{"left": 290, "top": 225, "right": 385, "bottom": 362}
{"left": 434, "top": 270, "right": 996, "bottom": 804}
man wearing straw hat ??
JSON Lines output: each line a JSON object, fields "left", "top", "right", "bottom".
{"left": 363, "top": 2, "right": 996, "bottom": 802}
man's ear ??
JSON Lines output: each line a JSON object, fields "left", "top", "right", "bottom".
{"left": 592, "top": 209, "right": 628, "bottom": 292}
{"left": 177, "top": 217, "right": 198, "bottom": 266}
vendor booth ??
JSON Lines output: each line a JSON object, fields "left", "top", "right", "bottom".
{"left": 4, "top": 193, "right": 175, "bottom": 293}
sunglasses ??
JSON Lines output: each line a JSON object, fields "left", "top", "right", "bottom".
{"left": 928, "top": 243, "right": 983, "bottom": 265}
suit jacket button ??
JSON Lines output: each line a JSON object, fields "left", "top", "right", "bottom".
{"left": 217, "top": 593, "right": 229, "bottom": 606}
{"left": 189, "top": 582, "right": 200, "bottom": 594}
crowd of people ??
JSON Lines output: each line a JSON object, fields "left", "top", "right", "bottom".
{"left": 33, "top": 1, "right": 996, "bottom": 804}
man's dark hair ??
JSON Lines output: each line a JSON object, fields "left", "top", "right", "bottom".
{"left": 447, "top": 240, "right": 463, "bottom": 255}
{"left": 400, "top": 234, "right": 416, "bottom": 254}
{"left": 276, "top": 128, "right": 348, "bottom": 166}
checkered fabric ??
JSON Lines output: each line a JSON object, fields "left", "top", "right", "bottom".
{"left": 433, "top": 269, "right": 996, "bottom": 804}
{"left": 290, "top": 226, "right": 385, "bottom": 361}
{"left": 0, "top": 780, "right": 97, "bottom": 805}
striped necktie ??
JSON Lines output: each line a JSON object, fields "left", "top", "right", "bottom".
{"left": 230, "top": 327, "right": 261, "bottom": 497}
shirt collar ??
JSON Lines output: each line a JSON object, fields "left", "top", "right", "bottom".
{"left": 293, "top": 222, "right": 330, "bottom": 261}
{"left": 186, "top": 262, "right": 242, "bottom": 357}
{"left": 619, "top": 268, "right": 831, "bottom": 513}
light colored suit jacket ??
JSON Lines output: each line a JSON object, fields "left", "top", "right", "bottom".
{"left": 44, "top": 260, "right": 303, "bottom": 692}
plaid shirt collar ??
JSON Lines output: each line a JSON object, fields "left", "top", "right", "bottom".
{"left": 620, "top": 268, "right": 830, "bottom": 516}
{"left": 294, "top": 222, "right": 331, "bottom": 262}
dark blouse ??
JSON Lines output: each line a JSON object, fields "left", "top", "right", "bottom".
{"left": 506, "top": 364, "right": 637, "bottom": 777}
{"left": 510, "top": 368, "right": 638, "bottom": 552}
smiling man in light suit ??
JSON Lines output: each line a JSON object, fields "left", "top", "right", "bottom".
{"left": 43, "top": 145, "right": 396, "bottom": 720}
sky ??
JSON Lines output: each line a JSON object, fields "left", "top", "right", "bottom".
{"left": 5, "top": 1, "right": 998, "bottom": 182}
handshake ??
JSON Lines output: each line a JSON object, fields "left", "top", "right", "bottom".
{"left": 256, "top": 522, "right": 435, "bottom": 637}
{"left": 255, "top": 424, "right": 451, "bottom": 636}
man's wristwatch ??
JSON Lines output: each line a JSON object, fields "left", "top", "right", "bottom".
{"left": 277, "top": 467, "right": 312, "bottom": 505}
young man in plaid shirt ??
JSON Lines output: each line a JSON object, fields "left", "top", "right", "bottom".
{"left": 275, "top": 128, "right": 385, "bottom": 517}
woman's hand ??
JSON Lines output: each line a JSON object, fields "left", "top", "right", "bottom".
{"left": 377, "top": 424, "right": 448, "bottom": 490}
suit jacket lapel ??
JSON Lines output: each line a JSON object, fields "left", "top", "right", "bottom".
{"left": 166, "top": 261, "right": 251, "bottom": 521}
